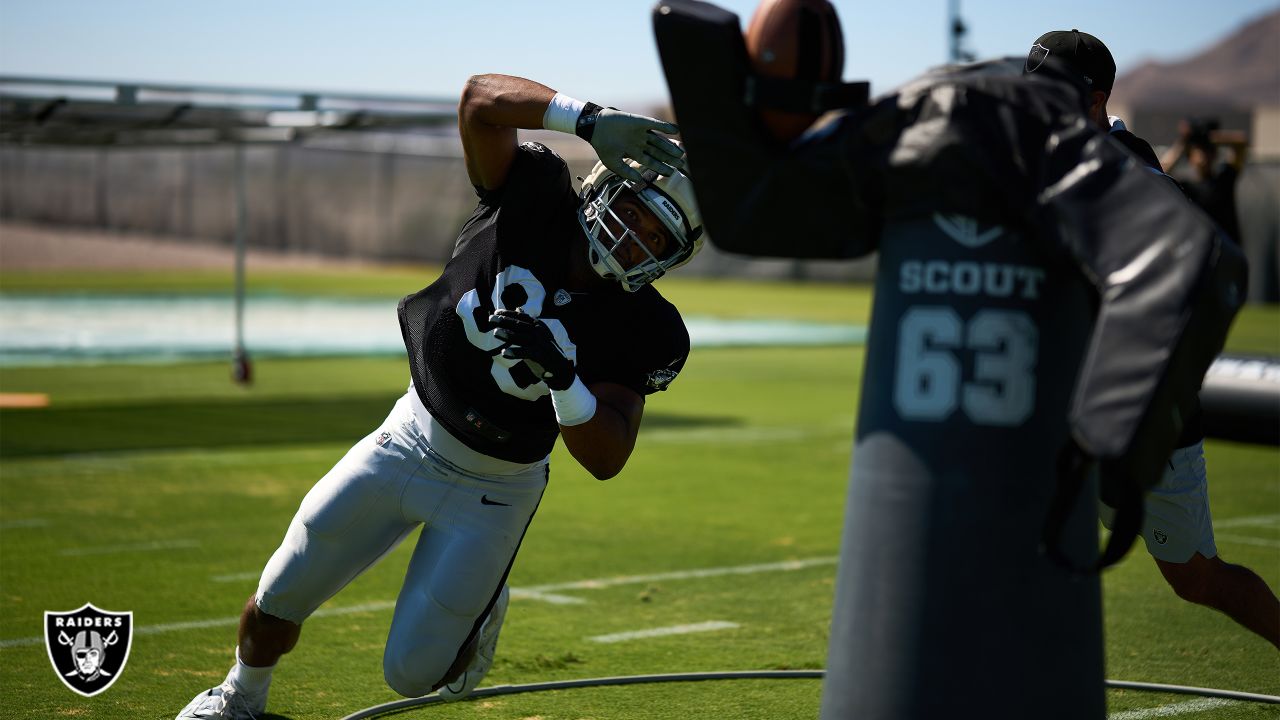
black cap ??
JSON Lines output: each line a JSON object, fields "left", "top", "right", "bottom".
{"left": 1024, "top": 29, "right": 1115, "bottom": 93}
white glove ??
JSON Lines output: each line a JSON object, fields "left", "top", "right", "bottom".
{"left": 586, "top": 108, "right": 686, "bottom": 182}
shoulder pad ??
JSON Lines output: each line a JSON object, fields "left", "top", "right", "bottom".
{"left": 519, "top": 141, "right": 563, "bottom": 161}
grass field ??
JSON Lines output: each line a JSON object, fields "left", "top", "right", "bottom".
{"left": 1, "top": 268, "right": 1277, "bottom": 719}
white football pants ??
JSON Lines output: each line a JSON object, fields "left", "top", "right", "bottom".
{"left": 255, "top": 391, "right": 547, "bottom": 696}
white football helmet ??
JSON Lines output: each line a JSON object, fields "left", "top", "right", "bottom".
{"left": 578, "top": 156, "right": 705, "bottom": 292}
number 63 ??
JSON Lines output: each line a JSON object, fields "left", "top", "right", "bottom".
{"left": 893, "top": 307, "right": 1038, "bottom": 426}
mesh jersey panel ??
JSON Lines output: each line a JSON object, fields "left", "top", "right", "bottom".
{"left": 398, "top": 143, "right": 689, "bottom": 463}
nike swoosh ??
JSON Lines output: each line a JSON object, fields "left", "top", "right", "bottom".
{"left": 480, "top": 495, "right": 510, "bottom": 507}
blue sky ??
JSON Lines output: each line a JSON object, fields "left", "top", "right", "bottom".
{"left": 1, "top": 1, "right": 1275, "bottom": 108}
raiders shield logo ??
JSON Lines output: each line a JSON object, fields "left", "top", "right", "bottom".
{"left": 933, "top": 213, "right": 1004, "bottom": 249}
{"left": 44, "top": 603, "right": 133, "bottom": 697}
{"left": 646, "top": 367, "right": 679, "bottom": 391}
{"left": 1024, "top": 43, "right": 1050, "bottom": 73}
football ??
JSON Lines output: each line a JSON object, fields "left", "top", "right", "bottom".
{"left": 743, "top": 0, "right": 845, "bottom": 143}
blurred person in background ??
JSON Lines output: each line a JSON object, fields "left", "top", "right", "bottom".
{"left": 1162, "top": 117, "right": 1248, "bottom": 244}
{"left": 176, "top": 73, "right": 705, "bottom": 719}
{"left": 1026, "top": 32, "right": 1279, "bottom": 652}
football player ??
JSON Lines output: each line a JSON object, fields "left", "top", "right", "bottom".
{"left": 176, "top": 74, "right": 704, "bottom": 719}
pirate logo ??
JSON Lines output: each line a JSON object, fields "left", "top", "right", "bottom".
{"left": 1025, "top": 43, "right": 1050, "bottom": 74}
{"left": 44, "top": 603, "right": 133, "bottom": 697}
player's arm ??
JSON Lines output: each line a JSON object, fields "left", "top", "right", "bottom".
{"left": 458, "top": 74, "right": 556, "bottom": 191}
{"left": 1159, "top": 119, "right": 1189, "bottom": 171}
{"left": 558, "top": 382, "right": 645, "bottom": 480}
{"left": 488, "top": 310, "right": 644, "bottom": 480}
{"left": 458, "top": 73, "right": 686, "bottom": 192}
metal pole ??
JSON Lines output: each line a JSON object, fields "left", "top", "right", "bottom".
{"left": 232, "top": 143, "right": 252, "bottom": 384}
{"left": 948, "top": 0, "right": 971, "bottom": 63}
{"left": 948, "top": 0, "right": 959, "bottom": 63}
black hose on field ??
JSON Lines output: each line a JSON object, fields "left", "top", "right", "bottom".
{"left": 338, "top": 669, "right": 1280, "bottom": 719}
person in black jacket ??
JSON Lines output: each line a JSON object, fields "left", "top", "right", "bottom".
{"left": 1025, "top": 30, "right": 1165, "bottom": 171}
{"left": 1026, "top": 30, "right": 1279, "bottom": 651}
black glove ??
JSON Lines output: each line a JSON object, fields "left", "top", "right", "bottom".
{"left": 489, "top": 310, "right": 575, "bottom": 391}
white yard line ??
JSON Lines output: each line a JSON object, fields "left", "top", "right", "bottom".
{"left": 1214, "top": 534, "right": 1280, "bottom": 550}
{"left": 1213, "top": 514, "right": 1280, "bottom": 530}
{"left": 0, "top": 519, "right": 49, "bottom": 529}
{"left": 211, "top": 571, "right": 261, "bottom": 583}
{"left": 588, "top": 621, "right": 739, "bottom": 644}
{"left": 516, "top": 557, "right": 838, "bottom": 595}
{"left": 0, "top": 600, "right": 398, "bottom": 649}
{"left": 59, "top": 539, "right": 200, "bottom": 556}
{"left": 1107, "top": 698, "right": 1235, "bottom": 719}
{"left": 132, "top": 601, "right": 398, "bottom": 640}
{"left": 211, "top": 557, "right": 840, "bottom": 595}
{"left": 4, "top": 556, "right": 837, "bottom": 649}
{"left": 509, "top": 590, "right": 589, "bottom": 605}
{"left": 641, "top": 427, "right": 819, "bottom": 445}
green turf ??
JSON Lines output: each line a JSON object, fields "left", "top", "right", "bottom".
{"left": 1, "top": 272, "right": 1277, "bottom": 719}
{"left": 0, "top": 265, "right": 1271, "bottom": 348}
{"left": 0, "top": 266, "right": 875, "bottom": 328}
{"left": 0, "top": 267, "right": 442, "bottom": 299}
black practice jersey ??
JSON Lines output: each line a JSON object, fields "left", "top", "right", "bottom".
{"left": 398, "top": 143, "right": 689, "bottom": 464}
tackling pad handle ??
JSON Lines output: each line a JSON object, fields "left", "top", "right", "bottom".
{"left": 744, "top": 75, "right": 869, "bottom": 115}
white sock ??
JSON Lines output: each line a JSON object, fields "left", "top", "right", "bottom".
{"left": 228, "top": 646, "right": 275, "bottom": 697}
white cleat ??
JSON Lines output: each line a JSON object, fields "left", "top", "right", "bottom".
{"left": 439, "top": 584, "right": 510, "bottom": 702}
{"left": 175, "top": 680, "right": 266, "bottom": 720}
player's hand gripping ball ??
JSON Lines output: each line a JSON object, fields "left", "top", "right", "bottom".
{"left": 489, "top": 309, "right": 575, "bottom": 391}
{"left": 744, "top": 0, "right": 845, "bottom": 143}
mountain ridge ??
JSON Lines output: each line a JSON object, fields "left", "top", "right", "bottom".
{"left": 1113, "top": 9, "right": 1280, "bottom": 109}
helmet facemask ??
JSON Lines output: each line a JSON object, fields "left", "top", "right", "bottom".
{"left": 577, "top": 162, "right": 704, "bottom": 292}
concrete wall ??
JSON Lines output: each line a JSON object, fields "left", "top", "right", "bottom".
{"left": 0, "top": 132, "right": 878, "bottom": 281}
{"left": 0, "top": 140, "right": 480, "bottom": 264}
{"left": 3, "top": 129, "right": 1273, "bottom": 297}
